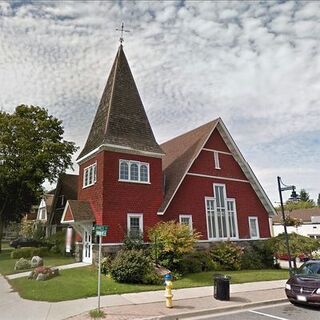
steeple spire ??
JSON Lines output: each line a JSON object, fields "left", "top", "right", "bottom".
{"left": 78, "top": 45, "right": 164, "bottom": 161}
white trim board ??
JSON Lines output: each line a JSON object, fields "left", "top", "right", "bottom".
{"left": 187, "top": 172, "right": 250, "bottom": 183}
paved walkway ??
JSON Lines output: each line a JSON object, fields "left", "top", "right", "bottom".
{"left": 0, "top": 275, "right": 287, "bottom": 320}
{"left": 7, "top": 262, "right": 89, "bottom": 280}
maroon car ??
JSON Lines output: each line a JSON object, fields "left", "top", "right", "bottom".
{"left": 285, "top": 260, "right": 320, "bottom": 306}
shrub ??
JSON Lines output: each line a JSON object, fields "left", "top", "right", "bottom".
{"left": 110, "top": 249, "right": 154, "bottom": 283}
{"left": 14, "top": 258, "right": 31, "bottom": 270}
{"left": 210, "top": 241, "right": 243, "bottom": 271}
{"left": 11, "top": 247, "right": 49, "bottom": 259}
{"left": 122, "top": 232, "right": 146, "bottom": 251}
{"left": 100, "top": 256, "right": 113, "bottom": 275}
{"left": 89, "top": 309, "right": 105, "bottom": 319}
{"left": 179, "top": 251, "right": 218, "bottom": 274}
{"left": 148, "top": 221, "right": 201, "bottom": 271}
{"left": 240, "top": 246, "right": 264, "bottom": 270}
{"left": 47, "top": 231, "right": 67, "bottom": 255}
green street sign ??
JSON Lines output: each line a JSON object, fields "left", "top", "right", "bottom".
{"left": 94, "top": 225, "right": 109, "bottom": 236}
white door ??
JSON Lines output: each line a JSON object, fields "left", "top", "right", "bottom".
{"left": 82, "top": 226, "right": 92, "bottom": 264}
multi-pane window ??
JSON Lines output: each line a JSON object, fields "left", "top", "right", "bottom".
{"left": 40, "top": 208, "right": 46, "bottom": 220}
{"left": 127, "top": 214, "right": 143, "bottom": 238}
{"left": 119, "top": 160, "right": 150, "bottom": 183}
{"left": 205, "top": 184, "right": 238, "bottom": 239}
{"left": 179, "top": 215, "right": 193, "bottom": 231}
{"left": 83, "top": 163, "right": 97, "bottom": 188}
{"left": 248, "top": 217, "right": 259, "bottom": 239}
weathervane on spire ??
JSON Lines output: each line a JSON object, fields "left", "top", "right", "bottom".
{"left": 116, "top": 22, "right": 130, "bottom": 45}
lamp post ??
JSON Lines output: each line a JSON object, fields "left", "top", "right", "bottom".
{"left": 277, "top": 176, "right": 299, "bottom": 275}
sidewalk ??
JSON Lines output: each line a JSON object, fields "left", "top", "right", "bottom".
{"left": 0, "top": 275, "right": 287, "bottom": 320}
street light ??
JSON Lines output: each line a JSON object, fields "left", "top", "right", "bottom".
{"left": 277, "top": 176, "right": 299, "bottom": 275}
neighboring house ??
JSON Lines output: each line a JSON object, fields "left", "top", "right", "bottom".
{"left": 272, "top": 207, "right": 320, "bottom": 239}
{"left": 61, "top": 44, "right": 275, "bottom": 264}
{"left": 38, "top": 174, "right": 78, "bottom": 237}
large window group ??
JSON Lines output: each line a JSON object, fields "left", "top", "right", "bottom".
{"left": 119, "top": 160, "right": 150, "bottom": 183}
{"left": 205, "top": 184, "right": 238, "bottom": 239}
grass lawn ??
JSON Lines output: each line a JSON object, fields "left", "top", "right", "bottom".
{"left": 9, "top": 267, "right": 289, "bottom": 302}
{"left": 0, "top": 249, "right": 75, "bottom": 276}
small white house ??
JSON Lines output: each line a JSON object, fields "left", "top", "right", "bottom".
{"left": 273, "top": 207, "right": 320, "bottom": 239}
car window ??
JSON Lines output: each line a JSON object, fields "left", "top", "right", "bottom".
{"left": 297, "top": 262, "right": 320, "bottom": 276}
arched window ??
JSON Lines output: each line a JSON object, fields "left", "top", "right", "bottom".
{"left": 130, "top": 163, "right": 139, "bottom": 181}
{"left": 120, "top": 161, "right": 129, "bottom": 180}
{"left": 140, "top": 164, "right": 148, "bottom": 182}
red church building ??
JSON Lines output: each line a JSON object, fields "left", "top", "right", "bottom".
{"left": 61, "top": 44, "right": 275, "bottom": 263}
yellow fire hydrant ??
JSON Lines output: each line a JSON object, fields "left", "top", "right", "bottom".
{"left": 164, "top": 273, "right": 173, "bottom": 308}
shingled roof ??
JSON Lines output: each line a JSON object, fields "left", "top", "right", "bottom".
{"left": 159, "top": 119, "right": 276, "bottom": 216}
{"left": 159, "top": 120, "right": 218, "bottom": 213}
{"left": 273, "top": 207, "right": 320, "bottom": 223}
{"left": 61, "top": 200, "right": 95, "bottom": 223}
{"left": 78, "top": 45, "right": 163, "bottom": 161}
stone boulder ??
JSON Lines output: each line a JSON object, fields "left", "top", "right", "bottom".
{"left": 14, "top": 258, "right": 31, "bottom": 271}
{"left": 36, "top": 273, "right": 49, "bottom": 281}
{"left": 28, "top": 266, "right": 60, "bottom": 281}
{"left": 31, "top": 256, "right": 43, "bottom": 268}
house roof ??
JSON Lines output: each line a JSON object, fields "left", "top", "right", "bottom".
{"left": 159, "top": 120, "right": 218, "bottom": 213}
{"left": 159, "top": 118, "right": 276, "bottom": 216}
{"left": 61, "top": 200, "right": 95, "bottom": 223}
{"left": 48, "top": 174, "right": 79, "bottom": 225}
{"left": 43, "top": 193, "right": 54, "bottom": 214}
{"left": 272, "top": 207, "right": 320, "bottom": 223}
{"left": 78, "top": 44, "right": 163, "bottom": 161}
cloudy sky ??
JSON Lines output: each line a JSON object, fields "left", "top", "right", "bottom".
{"left": 0, "top": 0, "right": 319, "bottom": 204}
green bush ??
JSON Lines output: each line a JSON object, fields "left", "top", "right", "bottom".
{"left": 110, "top": 249, "right": 155, "bottom": 284}
{"left": 100, "top": 256, "right": 113, "bottom": 275}
{"left": 123, "top": 232, "right": 146, "bottom": 251}
{"left": 47, "top": 231, "right": 67, "bottom": 255}
{"left": 11, "top": 247, "right": 49, "bottom": 259}
{"left": 14, "top": 258, "right": 31, "bottom": 270}
{"left": 210, "top": 241, "right": 243, "bottom": 271}
{"left": 241, "top": 241, "right": 275, "bottom": 269}
{"left": 179, "top": 251, "right": 218, "bottom": 274}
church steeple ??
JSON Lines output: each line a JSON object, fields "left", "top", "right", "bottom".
{"left": 78, "top": 45, "right": 164, "bottom": 161}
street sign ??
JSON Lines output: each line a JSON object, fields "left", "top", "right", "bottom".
{"left": 94, "top": 225, "right": 109, "bottom": 236}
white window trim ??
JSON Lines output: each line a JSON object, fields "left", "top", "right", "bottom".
{"left": 83, "top": 162, "right": 97, "bottom": 188}
{"left": 179, "top": 214, "right": 193, "bottom": 231}
{"left": 119, "top": 159, "right": 150, "bottom": 184}
{"left": 37, "top": 207, "right": 47, "bottom": 221}
{"left": 127, "top": 213, "right": 143, "bottom": 235}
{"left": 205, "top": 184, "right": 239, "bottom": 240}
{"left": 248, "top": 216, "right": 260, "bottom": 239}
{"left": 214, "top": 151, "right": 221, "bottom": 169}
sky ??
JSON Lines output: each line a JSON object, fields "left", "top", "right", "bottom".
{"left": 0, "top": 0, "right": 319, "bottom": 204}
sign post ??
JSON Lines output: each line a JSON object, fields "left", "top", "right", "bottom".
{"left": 94, "top": 225, "right": 109, "bottom": 312}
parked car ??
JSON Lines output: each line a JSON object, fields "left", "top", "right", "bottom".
{"left": 285, "top": 260, "right": 320, "bottom": 306}
{"left": 9, "top": 237, "right": 43, "bottom": 249}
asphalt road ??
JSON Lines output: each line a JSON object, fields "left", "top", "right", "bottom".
{"left": 189, "top": 302, "right": 320, "bottom": 320}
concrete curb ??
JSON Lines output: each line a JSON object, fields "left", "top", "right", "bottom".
{"left": 142, "top": 298, "right": 289, "bottom": 320}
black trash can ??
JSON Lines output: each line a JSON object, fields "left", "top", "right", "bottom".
{"left": 213, "top": 274, "right": 230, "bottom": 301}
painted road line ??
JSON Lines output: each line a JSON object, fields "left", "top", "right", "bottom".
{"left": 249, "top": 310, "right": 289, "bottom": 320}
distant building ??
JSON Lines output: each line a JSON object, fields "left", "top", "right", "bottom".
{"left": 37, "top": 174, "right": 78, "bottom": 237}
{"left": 272, "top": 207, "right": 320, "bottom": 239}
{"left": 61, "top": 44, "right": 275, "bottom": 263}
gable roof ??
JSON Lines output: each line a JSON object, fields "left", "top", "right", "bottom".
{"left": 273, "top": 207, "right": 320, "bottom": 223}
{"left": 61, "top": 200, "right": 95, "bottom": 223}
{"left": 78, "top": 44, "right": 163, "bottom": 162}
{"left": 159, "top": 118, "right": 276, "bottom": 216}
{"left": 48, "top": 174, "right": 79, "bottom": 226}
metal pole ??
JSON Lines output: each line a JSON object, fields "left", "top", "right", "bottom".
{"left": 97, "top": 234, "right": 102, "bottom": 311}
{"left": 277, "top": 176, "right": 293, "bottom": 275}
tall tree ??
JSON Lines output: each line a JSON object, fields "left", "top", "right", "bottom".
{"left": 0, "top": 105, "right": 78, "bottom": 252}
{"left": 299, "top": 189, "right": 311, "bottom": 202}
{"left": 317, "top": 194, "right": 320, "bottom": 207}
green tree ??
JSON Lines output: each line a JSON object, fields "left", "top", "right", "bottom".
{"left": 268, "top": 233, "right": 320, "bottom": 270}
{"left": 148, "top": 220, "right": 201, "bottom": 271}
{"left": 299, "top": 189, "right": 313, "bottom": 203}
{"left": 317, "top": 194, "right": 320, "bottom": 207}
{"left": 0, "top": 105, "right": 78, "bottom": 252}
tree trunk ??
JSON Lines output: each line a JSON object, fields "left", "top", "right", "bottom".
{"left": 0, "top": 197, "right": 8, "bottom": 254}
{"left": 293, "top": 257, "right": 297, "bottom": 271}
{"left": 0, "top": 217, "right": 3, "bottom": 253}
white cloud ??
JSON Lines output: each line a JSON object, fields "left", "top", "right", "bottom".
{"left": 0, "top": 1, "right": 319, "bottom": 203}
